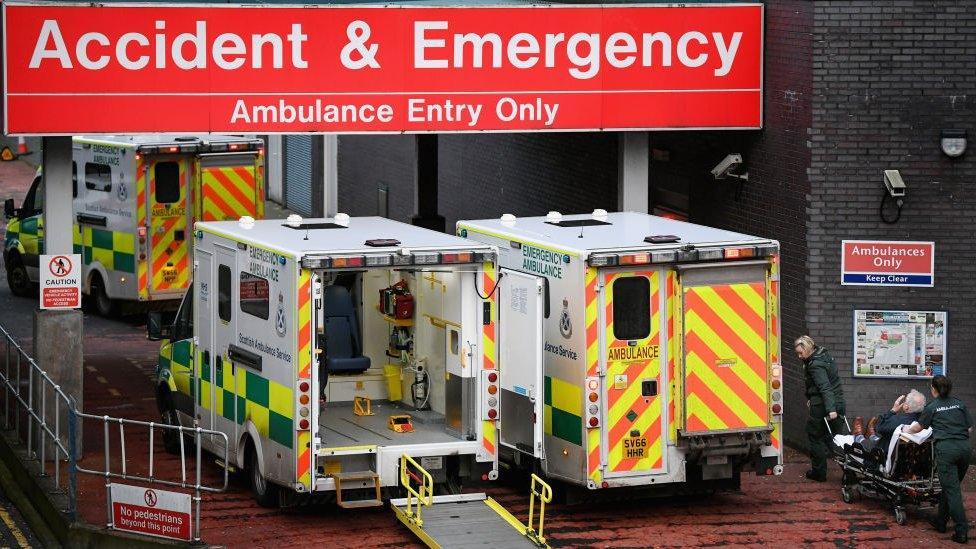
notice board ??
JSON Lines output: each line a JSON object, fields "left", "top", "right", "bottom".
{"left": 853, "top": 309, "right": 946, "bottom": 379}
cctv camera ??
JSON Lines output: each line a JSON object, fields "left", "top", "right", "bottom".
{"left": 883, "top": 170, "right": 906, "bottom": 197}
{"left": 711, "top": 154, "right": 743, "bottom": 179}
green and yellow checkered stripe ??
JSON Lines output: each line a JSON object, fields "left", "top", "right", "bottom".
{"left": 199, "top": 360, "right": 294, "bottom": 449}
{"left": 6, "top": 215, "right": 42, "bottom": 256}
{"left": 160, "top": 340, "right": 193, "bottom": 397}
{"left": 74, "top": 225, "right": 135, "bottom": 273}
{"left": 543, "top": 376, "right": 582, "bottom": 446}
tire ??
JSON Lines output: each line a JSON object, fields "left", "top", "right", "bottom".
{"left": 247, "top": 442, "right": 280, "bottom": 508}
{"left": 90, "top": 274, "right": 116, "bottom": 317}
{"left": 5, "top": 253, "right": 32, "bottom": 297}
{"left": 158, "top": 391, "right": 182, "bottom": 455}
{"left": 894, "top": 507, "right": 907, "bottom": 525}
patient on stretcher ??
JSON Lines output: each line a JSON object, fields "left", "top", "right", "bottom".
{"left": 834, "top": 390, "right": 926, "bottom": 461}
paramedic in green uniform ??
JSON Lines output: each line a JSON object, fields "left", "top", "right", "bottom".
{"left": 907, "top": 375, "right": 972, "bottom": 544}
{"left": 796, "top": 335, "right": 847, "bottom": 482}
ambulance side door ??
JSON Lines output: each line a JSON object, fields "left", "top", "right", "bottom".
{"left": 497, "top": 269, "right": 546, "bottom": 458}
{"left": 195, "top": 250, "right": 215, "bottom": 433}
{"left": 212, "top": 245, "right": 239, "bottom": 448}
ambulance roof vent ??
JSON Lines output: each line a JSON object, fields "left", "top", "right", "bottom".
{"left": 545, "top": 211, "right": 563, "bottom": 223}
{"left": 285, "top": 214, "right": 303, "bottom": 228}
{"left": 238, "top": 216, "right": 255, "bottom": 229}
{"left": 334, "top": 213, "right": 351, "bottom": 227}
{"left": 592, "top": 209, "right": 609, "bottom": 221}
{"left": 500, "top": 213, "right": 517, "bottom": 226}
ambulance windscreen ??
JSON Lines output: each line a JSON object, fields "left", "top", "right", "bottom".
{"left": 545, "top": 219, "right": 611, "bottom": 228}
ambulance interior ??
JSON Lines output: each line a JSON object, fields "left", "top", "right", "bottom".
{"left": 314, "top": 265, "right": 477, "bottom": 448}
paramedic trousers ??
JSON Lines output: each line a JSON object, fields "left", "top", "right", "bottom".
{"left": 934, "top": 439, "right": 970, "bottom": 536}
{"left": 806, "top": 404, "right": 848, "bottom": 478}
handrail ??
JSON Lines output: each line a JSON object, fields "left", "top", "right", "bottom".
{"left": 399, "top": 454, "right": 433, "bottom": 527}
{"left": 0, "top": 323, "right": 77, "bottom": 518}
{"left": 526, "top": 473, "right": 553, "bottom": 547}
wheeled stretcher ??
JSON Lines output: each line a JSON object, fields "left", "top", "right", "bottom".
{"left": 828, "top": 417, "right": 941, "bottom": 525}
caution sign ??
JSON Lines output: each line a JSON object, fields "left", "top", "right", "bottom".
{"left": 39, "top": 254, "right": 81, "bottom": 309}
{"left": 109, "top": 483, "right": 192, "bottom": 541}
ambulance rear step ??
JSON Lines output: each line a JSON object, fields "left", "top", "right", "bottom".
{"left": 391, "top": 455, "right": 553, "bottom": 549}
{"left": 331, "top": 470, "right": 383, "bottom": 509}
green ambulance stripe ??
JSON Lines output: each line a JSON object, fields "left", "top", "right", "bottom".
{"left": 544, "top": 376, "right": 583, "bottom": 446}
{"left": 83, "top": 226, "right": 135, "bottom": 273}
{"left": 206, "top": 361, "right": 293, "bottom": 449}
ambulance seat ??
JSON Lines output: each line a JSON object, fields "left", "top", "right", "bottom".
{"left": 322, "top": 285, "right": 371, "bottom": 375}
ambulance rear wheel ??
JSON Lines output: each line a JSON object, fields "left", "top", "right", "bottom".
{"left": 5, "top": 253, "right": 32, "bottom": 297}
{"left": 89, "top": 274, "right": 116, "bottom": 317}
{"left": 159, "top": 393, "right": 182, "bottom": 455}
{"left": 247, "top": 442, "right": 280, "bottom": 508}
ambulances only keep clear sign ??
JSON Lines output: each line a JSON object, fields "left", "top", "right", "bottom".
{"left": 39, "top": 254, "right": 81, "bottom": 309}
{"left": 2, "top": 3, "right": 763, "bottom": 134}
{"left": 109, "top": 483, "right": 192, "bottom": 541}
{"left": 840, "top": 241, "right": 935, "bottom": 287}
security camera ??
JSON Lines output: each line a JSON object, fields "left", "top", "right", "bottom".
{"left": 711, "top": 154, "right": 744, "bottom": 180}
{"left": 883, "top": 170, "right": 906, "bottom": 197}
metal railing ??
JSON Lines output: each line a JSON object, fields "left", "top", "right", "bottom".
{"left": 0, "top": 323, "right": 77, "bottom": 516}
{"left": 525, "top": 473, "right": 553, "bottom": 547}
{"left": 75, "top": 412, "right": 229, "bottom": 543}
{"left": 0, "top": 322, "right": 229, "bottom": 543}
{"left": 399, "top": 453, "right": 434, "bottom": 528}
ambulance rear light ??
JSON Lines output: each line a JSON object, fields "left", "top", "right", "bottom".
{"left": 584, "top": 376, "right": 601, "bottom": 429}
{"left": 724, "top": 247, "right": 756, "bottom": 259}
{"left": 481, "top": 370, "right": 499, "bottom": 421}
{"left": 618, "top": 253, "right": 650, "bottom": 266}
{"left": 650, "top": 250, "right": 678, "bottom": 263}
{"left": 697, "top": 248, "right": 724, "bottom": 261}
{"left": 473, "top": 251, "right": 496, "bottom": 263}
{"left": 299, "top": 419, "right": 310, "bottom": 430}
{"left": 412, "top": 252, "right": 440, "bottom": 265}
{"left": 209, "top": 143, "right": 229, "bottom": 152}
{"left": 229, "top": 143, "right": 240, "bottom": 151}
{"left": 365, "top": 255, "right": 393, "bottom": 267}
{"left": 165, "top": 146, "right": 179, "bottom": 154}
{"left": 770, "top": 363, "right": 783, "bottom": 415}
{"left": 588, "top": 255, "right": 618, "bottom": 267}
{"left": 772, "top": 365, "right": 782, "bottom": 378}
{"left": 440, "top": 252, "right": 473, "bottom": 264}
{"left": 331, "top": 256, "right": 365, "bottom": 268}
{"left": 392, "top": 254, "right": 414, "bottom": 266}
{"left": 302, "top": 257, "right": 330, "bottom": 269}
{"left": 771, "top": 404, "right": 782, "bottom": 415}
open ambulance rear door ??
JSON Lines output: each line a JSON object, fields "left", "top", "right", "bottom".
{"left": 497, "top": 269, "right": 546, "bottom": 458}
{"left": 680, "top": 262, "right": 771, "bottom": 436}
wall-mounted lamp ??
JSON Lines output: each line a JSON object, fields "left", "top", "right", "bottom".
{"left": 940, "top": 129, "right": 967, "bottom": 158}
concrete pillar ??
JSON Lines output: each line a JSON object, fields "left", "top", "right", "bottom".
{"left": 266, "top": 135, "right": 283, "bottom": 203}
{"left": 33, "top": 310, "right": 83, "bottom": 457}
{"left": 411, "top": 135, "right": 445, "bottom": 232}
{"left": 617, "top": 132, "right": 650, "bottom": 213}
{"left": 322, "top": 135, "right": 338, "bottom": 217}
{"left": 37, "top": 136, "right": 83, "bottom": 456}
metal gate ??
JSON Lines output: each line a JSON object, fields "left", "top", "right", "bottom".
{"left": 284, "top": 135, "right": 313, "bottom": 216}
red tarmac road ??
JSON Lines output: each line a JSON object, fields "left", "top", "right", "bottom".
{"left": 1, "top": 158, "right": 973, "bottom": 547}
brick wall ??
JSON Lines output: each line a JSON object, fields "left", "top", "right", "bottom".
{"left": 808, "top": 0, "right": 976, "bottom": 438}
{"left": 337, "top": 133, "right": 618, "bottom": 230}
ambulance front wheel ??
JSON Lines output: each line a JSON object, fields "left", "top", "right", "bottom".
{"left": 247, "top": 441, "right": 280, "bottom": 508}
{"left": 5, "top": 253, "right": 33, "bottom": 297}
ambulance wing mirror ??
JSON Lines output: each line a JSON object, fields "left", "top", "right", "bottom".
{"left": 3, "top": 198, "right": 15, "bottom": 219}
{"left": 146, "top": 312, "right": 172, "bottom": 341}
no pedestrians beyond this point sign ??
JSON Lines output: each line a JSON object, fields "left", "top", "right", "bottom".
{"left": 39, "top": 254, "right": 81, "bottom": 309}
{"left": 109, "top": 483, "right": 192, "bottom": 541}
{"left": 841, "top": 241, "right": 935, "bottom": 287}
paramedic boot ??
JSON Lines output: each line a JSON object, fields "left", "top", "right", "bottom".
{"left": 929, "top": 515, "right": 948, "bottom": 534}
{"left": 805, "top": 469, "right": 826, "bottom": 482}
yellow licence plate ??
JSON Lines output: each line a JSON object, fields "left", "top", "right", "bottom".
{"left": 623, "top": 436, "right": 647, "bottom": 458}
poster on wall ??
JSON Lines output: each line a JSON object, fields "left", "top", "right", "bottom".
{"left": 853, "top": 310, "right": 946, "bottom": 379}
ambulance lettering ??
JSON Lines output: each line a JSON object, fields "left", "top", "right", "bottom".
{"left": 607, "top": 345, "right": 660, "bottom": 361}
{"left": 521, "top": 245, "right": 565, "bottom": 278}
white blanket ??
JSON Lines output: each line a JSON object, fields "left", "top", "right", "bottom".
{"left": 884, "top": 424, "right": 933, "bottom": 475}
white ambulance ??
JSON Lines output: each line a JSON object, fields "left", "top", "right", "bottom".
{"left": 457, "top": 211, "right": 784, "bottom": 492}
{"left": 151, "top": 215, "right": 508, "bottom": 507}
{"left": 3, "top": 134, "right": 265, "bottom": 314}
